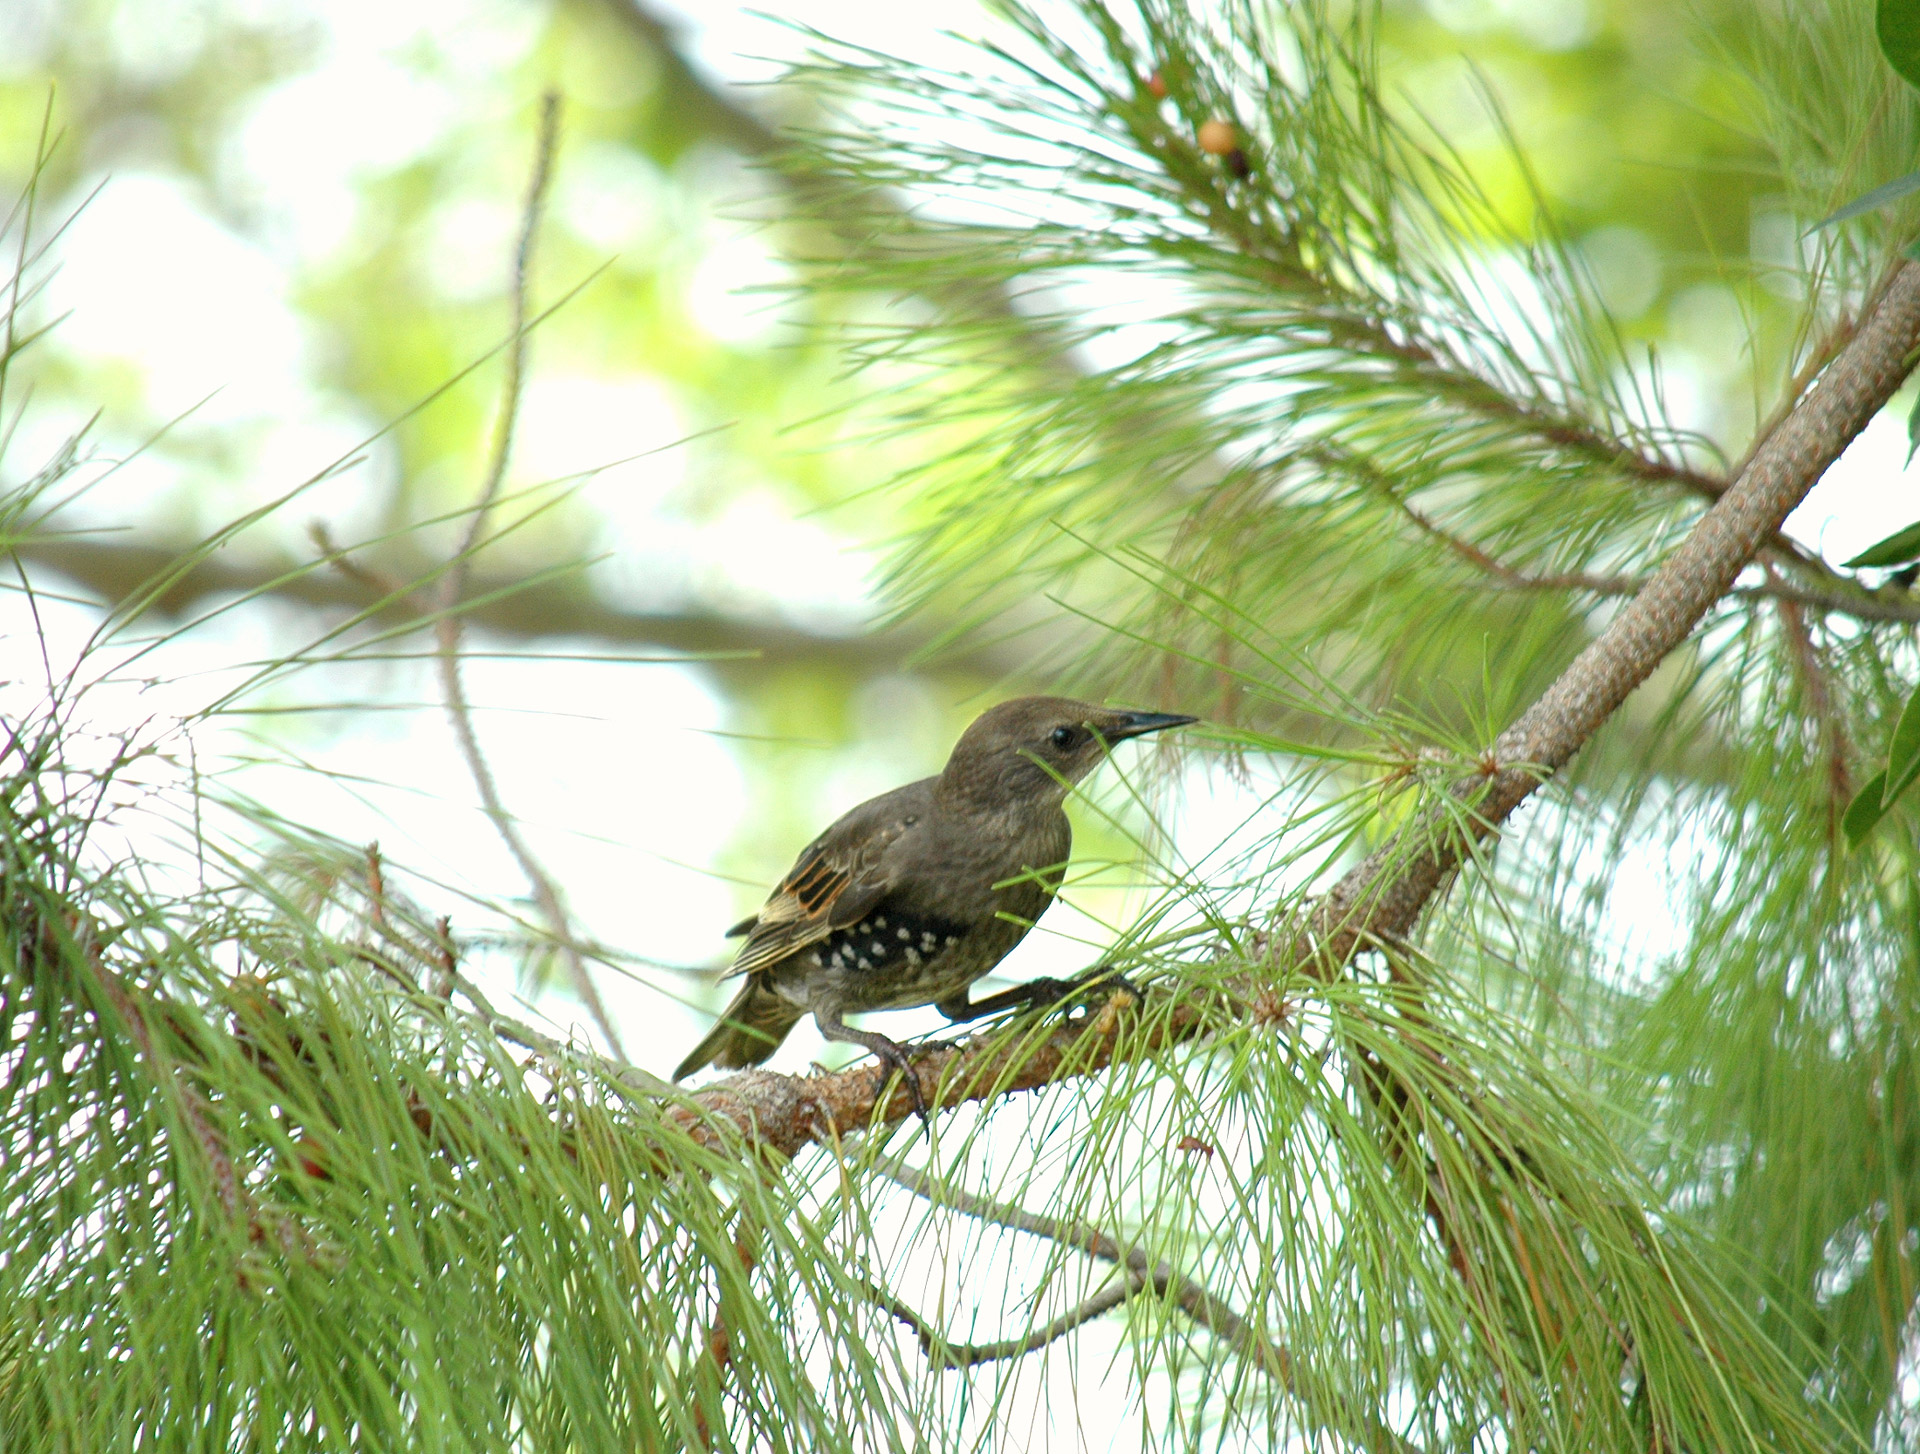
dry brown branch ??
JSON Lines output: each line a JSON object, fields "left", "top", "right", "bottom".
{"left": 426, "top": 92, "right": 627, "bottom": 1061}
{"left": 871, "top": 1274, "right": 1142, "bottom": 1370}
{"left": 13, "top": 534, "right": 1047, "bottom": 676}
{"left": 671, "top": 260, "right": 1920, "bottom": 1156}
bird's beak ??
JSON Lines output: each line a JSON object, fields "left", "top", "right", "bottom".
{"left": 1103, "top": 710, "right": 1199, "bottom": 742}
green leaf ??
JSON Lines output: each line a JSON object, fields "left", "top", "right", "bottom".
{"left": 1882, "top": 0, "right": 1920, "bottom": 89}
{"left": 1846, "top": 769, "right": 1894, "bottom": 845}
{"left": 1886, "top": 679, "right": 1920, "bottom": 793}
{"left": 1909, "top": 390, "right": 1920, "bottom": 464}
{"left": 1817, "top": 167, "right": 1920, "bottom": 228}
{"left": 1843, "top": 519, "right": 1920, "bottom": 567}
{"left": 1845, "top": 683, "right": 1920, "bottom": 844}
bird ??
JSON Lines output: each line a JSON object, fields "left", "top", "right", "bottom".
{"left": 672, "top": 696, "right": 1197, "bottom": 1110}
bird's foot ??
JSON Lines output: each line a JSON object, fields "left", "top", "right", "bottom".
{"left": 1066, "top": 963, "right": 1146, "bottom": 1007}
{"left": 868, "top": 1036, "right": 930, "bottom": 1123}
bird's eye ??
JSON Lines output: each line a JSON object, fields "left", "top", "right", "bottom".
{"left": 1050, "top": 726, "right": 1077, "bottom": 748}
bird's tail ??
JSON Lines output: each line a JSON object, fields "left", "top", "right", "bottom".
{"left": 674, "top": 980, "right": 804, "bottom": 1081}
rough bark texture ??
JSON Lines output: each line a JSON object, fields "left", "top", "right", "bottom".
{"left": 675, "top": 261, "right": 1920, "bottom": 1156}
{"left": 666, "top": 990, "right": 1214, "bottom": 1158}
{"left": 1299, "top": 260, "right": 1920, "bottom": 968}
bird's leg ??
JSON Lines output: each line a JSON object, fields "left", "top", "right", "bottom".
{"left": 936, "top": 964, "right": 1145, "bottom": 1027}
{"left": 935, "top": 978, "right": 1076, "bottom": 1025}
{"left": 814, "top": 1010, "right": 928, "bottom": 1121}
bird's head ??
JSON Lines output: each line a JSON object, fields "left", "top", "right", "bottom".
{"left": 938, "top": 696, "right": 1197, "bottom": 810}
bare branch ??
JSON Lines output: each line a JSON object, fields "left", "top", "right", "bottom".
{"left": 15, "top": 535, "right": 1040, "bottom": 675}
{"left": 870, "top": 1274, "right": 1141, "bottom": 1370}
{"left": 427, "top": 94, "right": 627, "bottom": 1061}
{"left": 867, "top": 1151, "right": 1428, "bottom": 1450}
{"left": 867, "top": 1150, "right": 1291, "bottom": 1386}
{"left": 592, "top": 0, "right": 1089, "bottom": 390}
{"left": 1350, "top": 444, "right": 1920, "bottom": 623}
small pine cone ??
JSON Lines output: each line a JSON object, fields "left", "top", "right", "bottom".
{"left": 1197, "top": 118, "right": 1237, "bottom": 154}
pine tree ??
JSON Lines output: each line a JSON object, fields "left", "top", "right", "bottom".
{"left": 7, "top": 1, "right": 1920, "bottom": 1449}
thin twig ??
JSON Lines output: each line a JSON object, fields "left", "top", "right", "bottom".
{"left": 431, "top": 914, "right": 458, "bottom": 1001}
{"left": 1366, "top": 447, "right": 1920, "bottom": 622}
{"left": 867, "top": 1151, "right": 1291, "bottom": 1387}
{"left": 1387, "top": 491, "right": 1643, "bottom": 596}
{"left": 691, "top": 1224, "right": 756, "bottom": 1449}
{"left": 1771, "top": 580, "right": 1854, "bottom": 837}
{"left": 870, "top": 1275, "right": 1141, "bottom": 1370}
{"left": 426, "top": 92, "right": 627, "bottom": 1060}
{"left": 863, "top": 1151, "right": 1429, "bottom": 1452}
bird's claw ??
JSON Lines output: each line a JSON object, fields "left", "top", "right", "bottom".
{"left": 1064, "top": 963, "right": 1146, "bottom": 1010}
{"left": 872, "top": 1042, "right": 930, "bottom": 1123}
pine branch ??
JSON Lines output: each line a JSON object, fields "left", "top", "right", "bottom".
{"left": 672, "top": 260, "right": 1920, "bottom": 1153}
{"left": 444, "top": 964, "right": 673, "bottom": 1099}
{"left": 13, "top": 534, "right": 1040, "bottom": 674}
{"left": 1386, "top": 489, "right": 1920, "bottom": 622}
{"left": 1290, "top": 260, "right": 1920, "bottom": 972}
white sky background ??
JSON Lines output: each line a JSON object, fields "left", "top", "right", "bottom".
{"left": 6, "top": 0, "right": 1920, "bottom": 1446}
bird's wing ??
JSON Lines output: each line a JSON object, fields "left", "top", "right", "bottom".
{"left": 723, "top": 818, "right": 908, "bottom": 980}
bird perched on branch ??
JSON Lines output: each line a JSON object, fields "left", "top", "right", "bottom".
{"left": 672, "top": 696, "right": 1197, "bottom": 1111}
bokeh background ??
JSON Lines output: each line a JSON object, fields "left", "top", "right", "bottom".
{"left": 0, "top": 0, "right": 1908, "bottom": 1082}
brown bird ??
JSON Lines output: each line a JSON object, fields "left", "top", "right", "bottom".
{"left": 672, "top": 696, "right": 1196, "bottom": 1107}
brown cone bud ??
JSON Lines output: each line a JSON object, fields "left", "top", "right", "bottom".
{"left": 1197, "top": 119, "right": 1238, "bottom": 155}
{"left": 1146, "top": 70, "right": 1169, "bottom": 99}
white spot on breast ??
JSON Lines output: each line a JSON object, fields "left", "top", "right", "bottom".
{"left": 905, "top": 948, "right": 922, "bottom": 966}
{"left": 808, "top": 952, "right": 822, "bottom": 967}
{"left": 921, "top": 933, "right": 937, "bottom": 951}
{"left": 945, "top": 935, "right": 960, "bottom": 947}
{"left": 897, "top": 927, "right": 911, "bottom": 941}
{"left": 874, "top": 916, "right": 888, "bottom": 929}
{"left": 856, "top": 957, "right": 871, "bottom": 970}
